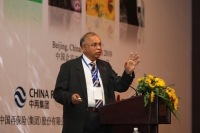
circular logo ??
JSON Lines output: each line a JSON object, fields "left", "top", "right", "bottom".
{"left": 14, "top": 86, "right": 26, "bottom": 108}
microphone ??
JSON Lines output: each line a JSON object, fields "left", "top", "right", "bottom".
{"left": 110, "top": 75, "right": 138, "bottom": 96}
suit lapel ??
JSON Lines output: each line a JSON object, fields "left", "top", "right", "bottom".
{"left": 96, "top": 60, "right": 108, "bottom": 97}
{"left": 76, "top": 56, "right": 88, "bottom": 103}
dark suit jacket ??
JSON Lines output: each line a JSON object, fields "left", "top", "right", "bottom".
{"left": 54, "top": 56, "right": 135, "bottom": 133}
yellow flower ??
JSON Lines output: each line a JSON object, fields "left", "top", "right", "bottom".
{"left": 166, "top": 87, "right": 177, "bottom": 101}
{"left": 155, "top": 77, "right": 159, "bottom": 82}
{"left": 146, "top": 76, "right": 156, "bottom": 88}
{"left": 149, "top": 83, "right": 156, "bottom": 88}
{"left": 148, "top": 74, "right": 154, "bottom": 80}
{"left": 145, "top": 78, "right": 151, "bottom": 84}
{"left": 174, "top": 97, "right": 178, "bottom": 110}
{"left": 171, "top": 93, "right": 177, "bottom": 100}
{"left": 156, "top": 79, "right": 165, "bottom": 87}
{"left": 150, "top": 91, "right": 155, "bottom": 102}
{"left": 137, "top": 77, "right": 144, "bottom": 83}
{"left": 166, "top": 88, "right": 172, "bottom": 97}
{"left": 168, "top": 88, "right": 175, "bottom": 93}
{"left": 167, "top": 92, "right": 173, "bottom": 99}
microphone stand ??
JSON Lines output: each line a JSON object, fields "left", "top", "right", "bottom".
{"left": 110, "top": 75, "right": 138, "bottom": 96}
{"left": 119, "top": 79, "right": 138, "bottom": 96}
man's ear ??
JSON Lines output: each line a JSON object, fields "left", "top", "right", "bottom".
{"left": 81, "top": 45, "right": 86, "bottom": 52}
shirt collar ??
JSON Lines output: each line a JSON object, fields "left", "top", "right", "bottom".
{"left": 82, "top": 54, "right": 96, "bottom": 65}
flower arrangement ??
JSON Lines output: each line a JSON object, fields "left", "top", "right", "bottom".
{"left": 136, "top": 74, "right": 180, "bottom": 121}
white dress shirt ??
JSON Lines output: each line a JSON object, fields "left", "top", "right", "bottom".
{"left": 82, "top": 54, "right": 105, "bottom": 107}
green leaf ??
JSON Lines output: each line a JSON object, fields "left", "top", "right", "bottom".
{"left": 91, "top": 6, "right": 98, "bottom": 10}
{"left": 99, "top": 12, "right": 106, "bottom": 17}
{"left": 144, "top": 93, "right": 150, "bottom": 106}
{"left": 109, "top": 2, "right": 114, "bottom": 7}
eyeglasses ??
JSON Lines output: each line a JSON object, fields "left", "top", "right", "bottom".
{"left": 89, "top": 42, "right": 104, "bottom": 48}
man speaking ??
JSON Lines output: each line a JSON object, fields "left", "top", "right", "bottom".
{"left": 54, "top": 32, "right": 140, "bottom": 133}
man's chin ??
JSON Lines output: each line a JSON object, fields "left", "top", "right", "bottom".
{"left": 95, "top": 55, "right": 101, "bottom": 59}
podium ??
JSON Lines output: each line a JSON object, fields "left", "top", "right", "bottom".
{"left": 100, "top": 96, "right": 171, "bottom": 133}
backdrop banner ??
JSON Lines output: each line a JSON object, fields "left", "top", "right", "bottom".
{"left": 0, "top": 0, "right": 191, "bottom": 133}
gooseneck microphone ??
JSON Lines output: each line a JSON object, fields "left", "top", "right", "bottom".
{"left": 110, "top": 75, "right": 138, "bottom": 96}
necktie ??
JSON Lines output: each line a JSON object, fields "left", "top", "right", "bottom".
{"left": 89, "top": 62, "right": 103, "bottom": 111}
{"left": 89, "top": 63, "right": 101, "bottom": 87}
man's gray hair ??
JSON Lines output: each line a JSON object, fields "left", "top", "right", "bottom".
{"left": 80, "top": 32, "right": 99, "bottom": 47}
